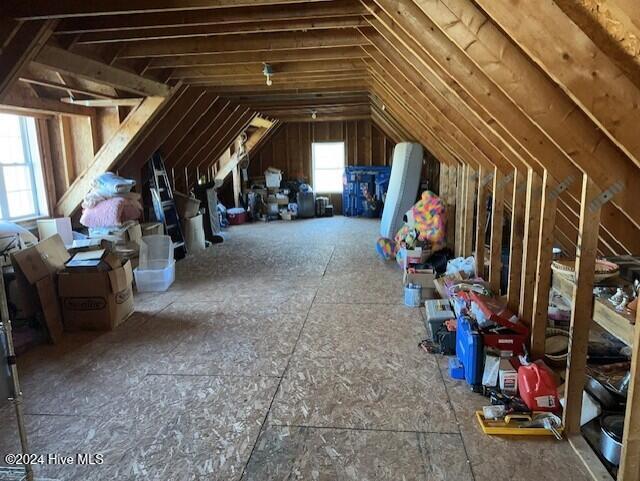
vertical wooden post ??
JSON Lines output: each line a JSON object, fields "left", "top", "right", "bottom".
{"left": 440, "top": 163, "right": 450, "bottom": 239}
{"left": 563, "top": 175, "right": 601, "bottom": 435}
{"left": 519, "top": 170, "right": 543, "bottom": 324}
{"left": 446, "top": 164, "right": 457, "bottom": 252}
{"left": 531, "top": 170, "right": 559, "bottom": 359}
{"left": 88, "top": 114, "right": 101, "bottom": 155}
{"left": 475, "top": 165, "right": 488, "bottom": 278}
{"left": 507, "top": 169, "right": 527, "bottom": 312}
{"left": 58, "top": 116, "right": 75, "bottom": 190}
{"left": 439, "top": 163, "right": 449, "bottom": 202}
{"left": 620, "top": 306, "right": 640, "bottom": 480}
{"left": 489, "top": 167, "right": 504, "bottom": 293}
{"left": 463, "top": 166, "right": 476, "bottom": 258}
{"left": 232, "top": 164, "right": 241, "bottom": 208}
{"left": 455, "top": 164, "right": 466, "bottom": 257}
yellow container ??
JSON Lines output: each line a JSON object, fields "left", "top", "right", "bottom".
{"left": 475, "top": 411, "right": 563, "bottom": 437}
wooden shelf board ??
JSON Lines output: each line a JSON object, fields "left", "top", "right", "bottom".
{"left": 593, "top": 298, "right": 635, "bottom": 347}
{"left": 568, "top": 435, "right": 616, "bottom": 481}
{"left": 551, "top": 273, "right": 635, "bottom": 346}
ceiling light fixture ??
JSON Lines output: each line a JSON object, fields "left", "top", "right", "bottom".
{"left": 262, "top": 63, "right": 273, "bottom": 86}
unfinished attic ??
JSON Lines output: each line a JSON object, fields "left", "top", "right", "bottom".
{"left": 0, "top": 0, "right": 639, "bottom": 480}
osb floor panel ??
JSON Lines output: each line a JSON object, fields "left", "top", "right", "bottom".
{"left": 0, "top": 217, "right": 591, "bottom": 481}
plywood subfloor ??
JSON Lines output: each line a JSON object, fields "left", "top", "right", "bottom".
{"left": 0, "top": 217, "right": 592, "bottom": 481}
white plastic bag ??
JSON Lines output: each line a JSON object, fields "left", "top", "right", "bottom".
{"left": 446, "top": 256, "right": 475, "bottom": 276}
{"left": 93, "top": 172, "right": 136, "bottom": 196}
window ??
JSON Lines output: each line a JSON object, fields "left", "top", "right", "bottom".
{"left": 0, "top": 114, "right": 48, "bottom": 221}
{"left": 312, "top": 141, "right": 345, "bottom": 193}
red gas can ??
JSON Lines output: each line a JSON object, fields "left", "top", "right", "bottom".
{"left": 517, "top": 361, "right": 561, "bottom": 413}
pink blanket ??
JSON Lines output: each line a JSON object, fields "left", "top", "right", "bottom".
{"left": 80, "top": 196, "right": 142, "bottom": 228}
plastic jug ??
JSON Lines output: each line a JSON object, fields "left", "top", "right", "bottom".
{"left": 517, "top": 361, "right": 561, "bottom": 413}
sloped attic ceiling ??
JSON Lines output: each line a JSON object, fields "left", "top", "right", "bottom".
{"left": 0, "top": 0, "right": 638, "bottom": 258}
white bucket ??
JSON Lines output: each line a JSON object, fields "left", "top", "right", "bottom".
{"left": 404, "top": 284, "right": 422, "bottom": 307}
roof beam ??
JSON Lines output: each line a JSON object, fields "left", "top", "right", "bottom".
{"left": 0, "top": 20, "right": 56, "bottom": 102}
{"left": 184, "top": 72, "right": 370, "bottom": 87}
{"left": 145, "top": 46, "right": 367, "bottom": 69}
{"left": 19, "top": 76, "right": 116, "bottom": 99}
{"left": 554, "top": 0, "right": 640, "bottom": 87}
{"left": 72, "top": 16, "right": 370, "bottom": 44}
{"left": 118, "top": 86, "right": 207, "bottom": 177}
{"left": 206, "top": 80, "right": 370, "bottom": 94}
{"left": 235, "top": 93, "right": 369, "bottom": 106}
{"left": 55, "top": 95, "right": 168, "bottom": 216}
{"left": 164, "top": 102, "right": 235, "bottom": 170}
{"left": 2, "top": 0, "right": 336, "bottom": 20}
{"left": 214, "top": 126, "right": 269, "bottom": 182}
{"left": 168, "top": 59, "right": 366, "bottom": 78}
{"left": 364, "top": 6, "right": 640, "bottom": 254}
{"left": 60, "top": 97, "right": 142, "bottom": 107}
{"left": 55, "top": 1, "right": 364, "bottom": 33}
{"left": 191, "top": 109, "right": 255, "bottom": 172}
{"left": 474, "top": 0, "right": 640, "bottom": 169}
{"left": 410, "top": 0, "right": 639, "bottom": 225}
{"left": 115, "top": 30, "right": 369, "bottom": 58}
{"left": 1, "top": 91, "right": 95, "bottom": 117}
{"left": 159, "top": 94, "right": 221, "bottom": 160}
{"left": 33, "top": 45, "right": 170, "bottom": 96}
{"left": 372, "top": 0, "right": 639, "bottom": 230}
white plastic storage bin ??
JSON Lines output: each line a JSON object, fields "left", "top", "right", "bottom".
{"left": 134, "top": 260, "right": 175, "bottom": 292}
{"left": 135, "top": 235, "right": 175, "bottom": 292}
{"left": 139, "top": 235, "right": 173, "bottom": 267}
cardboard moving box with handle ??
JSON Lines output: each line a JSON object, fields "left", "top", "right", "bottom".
{"left": 58, "top": 254, "right": 134, "bottom": 331}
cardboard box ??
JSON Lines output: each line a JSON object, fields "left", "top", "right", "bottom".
{"left": 398, "top": 246, "right": 430, "bottom": 270}
{"left": 89, "top": 222, "right": 142, "bottom": 244}
{"left": 10, "top": 235, "right": 70, "bottom": 343}
{"left": 264, "top": 167, "right": 283, "bottom": 188}
{"left": 404, "top": 268, "right": 436, "bottom": 300}
{"left": 403, "top": 268, "right": 435, "bottom": 288}
{"left": 141, "top": 222, "right": 163, "bottom": 237}
{"left": 181, "top": 214, "right": 205, "bottom": 253}
{"left": 499, "top": 358, "right": 518, "bottom": 395}
{"left": 58, "top": 259, "right": 134, "bottom": 331}
{"left": 37, "top": 218, "right": 73, "bottom": 245}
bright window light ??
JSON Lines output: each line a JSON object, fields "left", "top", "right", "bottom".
{"left": 312, "top": 142, "right": 345, "bottom": 193}
{"left": 0, "top": 114, "right": 48, "bottom": 221}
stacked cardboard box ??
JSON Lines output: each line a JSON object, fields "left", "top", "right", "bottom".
{"left": 11, "top": 235, "right": 135, "bottom": 341}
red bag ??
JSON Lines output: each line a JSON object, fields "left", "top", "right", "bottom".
{"left": 518, "top": 361, "right": 561, "bottom": 413}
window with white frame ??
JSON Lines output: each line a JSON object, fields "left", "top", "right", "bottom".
{"left": 312, "top": 141, "right": 345, "bottom": 193}
{"left": 0, "top": 114, "right": 48, "bottom": 221}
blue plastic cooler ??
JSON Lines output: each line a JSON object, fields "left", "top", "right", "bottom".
{"left": 455, "top": 315, "right": 484, "bottom": 386}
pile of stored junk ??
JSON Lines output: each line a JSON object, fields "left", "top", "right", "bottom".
{"left": 0, "top": 170, "right": 213, "bottom": 355}
{"left": 381, "top": 188, "right": 637, "bottom": 476}
{"left": 233, "top": 165, "right": 392, "bottom": 223}
{"left": 240, "top": 167, "right": 330, "bottom": 222}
